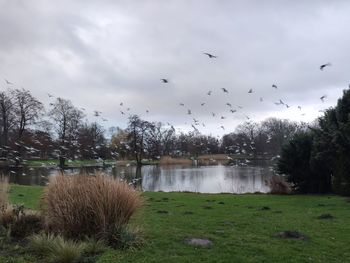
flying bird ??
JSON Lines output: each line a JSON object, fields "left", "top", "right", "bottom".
{"left": 4, "top": 79, "right": 13, "bottom": 85}
{"left": 272, "top": 84, "right": 277, "bottom": 89}
{"left": 200, "top": 102, "right": 206, "bottom": 106}
{"left": 248, "top": 88, "right": 253, "bottom": 93}
{"left": 160, "top": 78, "right": 169, "bottom": 83}
{"left": 207, "top": 90, "right": 212, "bottom": 96}
{"left": 220, "top": 126, "right": 225, "bottom": 130}
{"left": 47, "top": 93, "right": 54, "bottom": 98}
{"left": 260, "top": 97, "right": 263, "bottom": 102}
{"left": 226, "top": 103, "right": 232, "bottom": 107}
{"left": 221, "top": 116, "right": 225, "bottom": 119}
{"left": 187, "top": 109, "right": 192, "bottom": 115}
{"left": 279, "top": 99, "right": 285, "bottom": 105}
{"left": 222, "top": 88, "right": 229, "bottom": 93}
{"left": 320, "top": 63, "right": 331, "bottom": 71}
{"left": 120, "top": 102, "right": 123, "bottom": 106}
{"left": 320, "top": 95, "right": 327, "bottom": 102}
{"left": 179, "top": 103, "right": 185, "bottom": 106}
{"left": 230, "top": 109, "right": 237, "bottom": 113}
{"left": 203, "top": 52, "right": 217, "bottom": 58}
{"left": 298, "top": 106, "right": 302, "bottom": 110}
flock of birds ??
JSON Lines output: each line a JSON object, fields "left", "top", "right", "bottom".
{"left": 2, "top": 53, "right": 335, "bottom": 136}
{"left": 149, "top": 53, "right": 333, "bottom": 132}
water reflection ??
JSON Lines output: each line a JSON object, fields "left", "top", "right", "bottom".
{"left": 3, "top": 162, "right": 275, "bottom": 194}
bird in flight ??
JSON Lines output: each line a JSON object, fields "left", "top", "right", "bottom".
{"left": 211, "top": 112, "right": 216, "bottom": 117}
{"left": 120, "top": 102, "right": 123, "bottom": 106}
{"left": 226, "top": 103, "right": 232, "bottom": 107}
{"left": 47, "top": 93, "right": 54, "bottom": 98}
{"left": 160, "top": 78, "right": 169, "bottom": 83}
{"left": 207, "top": 90, "right": 212, "bottom": 96}
{"left": 94, "top": 111, "right": 102, "bottom": 117}
{"left": 146, "top": 110, "right": 149, "bottom": 114}
{"left": 179, "top": 103, "right": 185, "bottom": 106}
{"left": 230, "top": 109, "right": 237, "bottom": 113}
{"left": 222, "top": 88, "right": 229, "bottom": 93}
{"left": 248, "top": 88, "right": 253, "bottom": 93}
{"left": 203, "top": 52, "right": 217, "bottom": 58}
{"left": 200, "top": 102, "right": 206, "bottom": 106}
{"left": 279, "top": 99, "right": 285, "bottom": 105}
{"left": 272, "top": 84, "right": 277, "bottom": 89}
{"left": 120, "top": 111, "right": 125, "bottom": 115}
{"left": 260, "top": 97, "right": 263, "bottom": 102}
{"left": 4, "top": 79, "right": 13, "bottom": 85}
{"left": 220, "top": 126, "right": 225, "bottom": 130}
{"left": 320, "top": 63, "right": 331, "bottom": 71}
{"left": 187, "top": 109, "right": 192, "bottom": 115}
{"left": 221, "top": 116, "right": 225, "bottom": 119}
{"left": 320, "top": 95, "right": 327, "bottom": 102}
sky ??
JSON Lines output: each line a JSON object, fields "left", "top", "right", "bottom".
{"left": 0, "top": 0, "right": 349, "bottom": 136}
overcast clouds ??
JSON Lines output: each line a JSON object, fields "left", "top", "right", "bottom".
{"left": 0, "top": 0, "right": 349, "bottom": 136}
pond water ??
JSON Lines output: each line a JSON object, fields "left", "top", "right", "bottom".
{"left": 3, "top": 160, "right": 276, "bottom": 194}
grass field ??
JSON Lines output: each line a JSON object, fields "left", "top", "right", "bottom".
{"left": 24, "top": 159, "right": 116, "bottom": 167}
{"left": 4, "top": 185, "right": 350, "bottom": 262}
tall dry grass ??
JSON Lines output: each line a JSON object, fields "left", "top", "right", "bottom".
{"left": 159, "top": 156, "right": 192, "bottom": 165}
{"left": 42, "top": 173, "right": 142, "bottom": 241}
{"left": 267, "top": 176, "right": 292, "bottom": 194}
{"left": 0, "top": 175, "right": 9, "bottom": 214}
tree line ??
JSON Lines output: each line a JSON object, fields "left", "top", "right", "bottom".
{"left": 278, "top": 88, "right": 350, "bottom": 195}
{"left": 0, "top": 87, "right": 305, "bottom": 167}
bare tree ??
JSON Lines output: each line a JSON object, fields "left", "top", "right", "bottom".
{"left": 126, "top": 115, "right": 152, "bottom": 166}
{"left": 49, "top": 98, "right": 84, "bottom": 167}
{"left": 0, "top": 90, "right": 15, "bottom": 158}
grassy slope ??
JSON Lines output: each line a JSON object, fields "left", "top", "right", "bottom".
{"left": 7, "top": 185, "right": 350, "bottom": 263}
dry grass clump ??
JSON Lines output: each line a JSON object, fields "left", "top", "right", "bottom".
{"left": 159, "top": 156, "right": 192, "bottom": 165}
{"left": 267, "top": 176, "right": 292, "bottom": 194}
{"left": 29, "top": 233, "right": 85, "bottom": 263}
{"left": 0, "top": 175, "right": 9, "bottom": 214}
{"left": 42, "top": 173, "right": 142, "bottom": 242}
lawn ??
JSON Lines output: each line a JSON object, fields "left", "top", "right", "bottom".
{"left": 4, "top": 185, "right": 350, "bottom": 262}
{"left": 23, "top": 159, "right": 116, "bottom": 167}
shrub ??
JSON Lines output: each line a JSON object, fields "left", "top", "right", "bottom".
{"left": 29, "top": 233, "right": 85, "bottom": 263}
{"left": 42, "top": 173, "right": 142, "bottom": 242}
{"left": 267, "top": 176, "right": 292, "bottom": 194}
{"left": 0, "top": 176, "right": 9, "bottom": 214}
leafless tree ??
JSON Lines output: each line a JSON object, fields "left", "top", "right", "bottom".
{"left": 49, "top": 98, "right": 84, "bottom": 167}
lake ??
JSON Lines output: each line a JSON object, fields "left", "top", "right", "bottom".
{"left": 3, "top": 160, "right": 276, "bottom": 194}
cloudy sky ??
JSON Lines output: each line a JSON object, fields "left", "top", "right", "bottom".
{"left": 0, "top": 0, "right": 349, "bottom": 136}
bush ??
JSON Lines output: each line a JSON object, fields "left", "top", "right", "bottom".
{"left": 29, "top": 233, "right": 85, "bottom": 263}
{"left": 1, "top": 204, "right": 43, "bottom": 239}
{"left": 0, "top": 176, "right": 9, "bottom": 214}
{"left": 267, "top": 176, "right": 292, "bottom": 194}
{"left": 42, "top": 173, "right": 142, "bottom": 242}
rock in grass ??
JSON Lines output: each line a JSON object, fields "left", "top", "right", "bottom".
{"left": 183, "top": 211, "right": 193, "bottom": 215}
{"left": 276, "top": 231, "right": 309, "bottom": 240}
{"left": 218, "top": 201, "right": 225, "bottom": 205}
{"left": 185, "top": 238, "right": 213, "bottom": 248}
{"left": 317, "top": 213, "right": 335, "bottom": 220}
{"left": 156, "top": 210, "right": 169, "bottom": 214}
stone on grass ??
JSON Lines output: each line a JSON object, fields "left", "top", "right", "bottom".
{"left": 317, "top": 213, "right": 335, "bottom": 220}
{"left": 185, "top": 238, "right": 213, "bottom": 248}
{"left": 276, "top": 231, "right": 309, "bottom": 241}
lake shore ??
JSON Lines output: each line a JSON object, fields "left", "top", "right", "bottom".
{"left": 4, "top": 185, "right": 350, "bottom": 262}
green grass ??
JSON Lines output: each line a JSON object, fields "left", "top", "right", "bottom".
{"left": 5, "top": 185, "right": 350, "bottom": 262}
{"left": 24, "top": 159, "right": 116, "bottom": 167}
